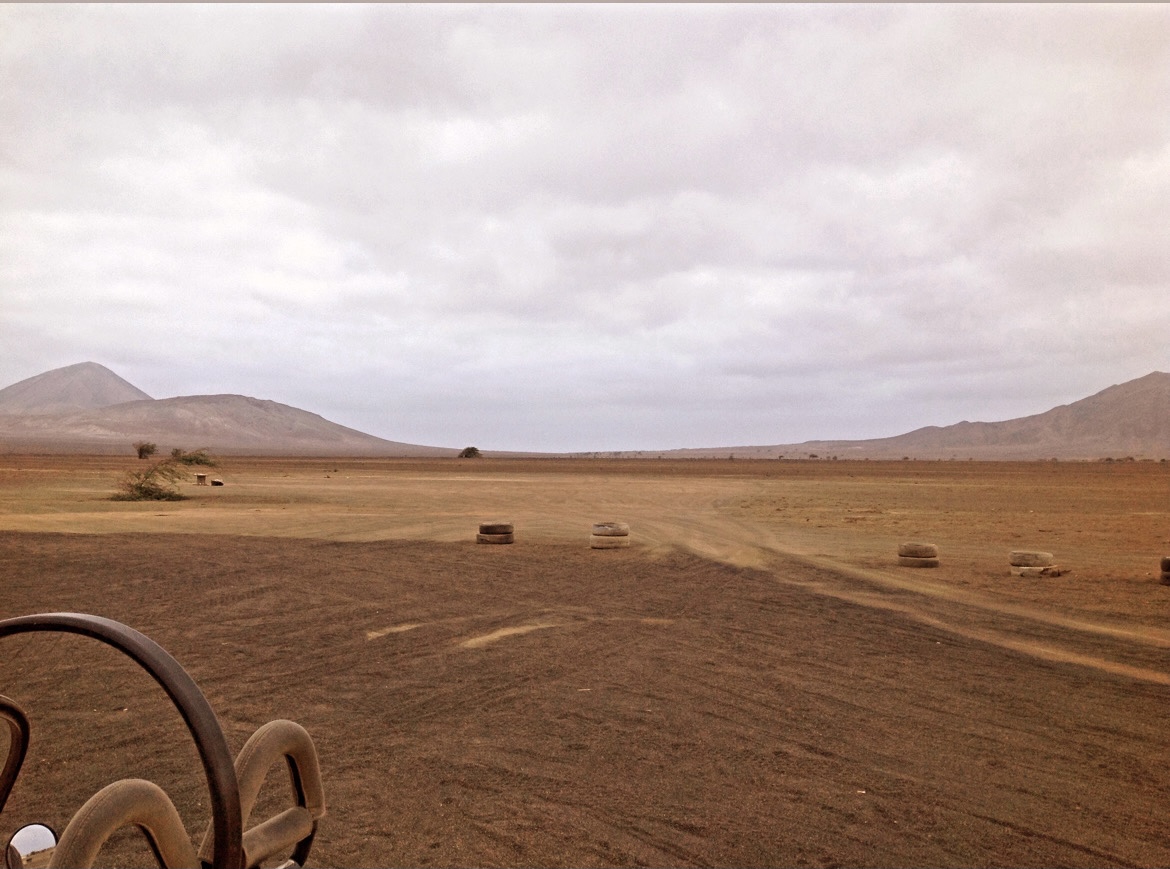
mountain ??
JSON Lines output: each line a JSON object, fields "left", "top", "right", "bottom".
{"left": 4, "top": 363, "right": 1168, "bottom": 460}
{"left": 655, "top": 372, "right": 1170, "bottom": 461}
{"left": 844, "top": 371, "right": 1170, "bottom": 459}
{"left": 0, "top": 363, "right": 455, "bottom": 457}
{"left": 0, "top": 362, "right": 152, "bottom": 414}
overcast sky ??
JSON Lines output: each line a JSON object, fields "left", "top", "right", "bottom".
{"left": 2, "top": 4, "right": 1168, "bottom": 452}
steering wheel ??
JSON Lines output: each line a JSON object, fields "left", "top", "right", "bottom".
{"left": 0, "top": 613, "right": 325, "bottom": 869}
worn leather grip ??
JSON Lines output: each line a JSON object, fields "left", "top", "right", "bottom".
{"left": 198, "top": 719, "right": 326, "bottom": 868}
{"left": 50, "top": 778, "right": 198, "bottom": 869}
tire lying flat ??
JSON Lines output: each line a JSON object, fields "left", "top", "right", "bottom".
{"left": 1011, "top": 565, "right": 1065, "bottom": 577}
{"left": 898, "top": 542, "right": 938, "bottom": 559}
{"left": 477, "top": 532, "right": 514, "bottom": 545}
{"left": 898, "top": 556, "right": 939, "bottom": 568}
{"left": 591, "top": 522, "right": 630, "bottom": 537}
{"left": 1009, "top": 550, "right": 1055, "bottom": 567}
{"left": 479, "top": 522, "right": 514, "bottom": 535}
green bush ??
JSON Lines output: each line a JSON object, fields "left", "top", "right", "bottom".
{"left": 133, "top": 441, "right": 157, "bottom": 460}
{"left": 458, "top": 446, "right": 482, "bottom": 458}
{"left": 170, "top": 447, "right": 217, "bottom": 467}
{"left": 111, "top": 457, "right": 187, "bottom": 501}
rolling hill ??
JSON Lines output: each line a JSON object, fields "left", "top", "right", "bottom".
{"left": 652, "top": 372, "right": 1170, "bottom": 461}
{"left": 0, "top": 363, "right": 456, "bottom": 457}
{"left": 2, "top": 363, "right": 1168, "bottom": 459}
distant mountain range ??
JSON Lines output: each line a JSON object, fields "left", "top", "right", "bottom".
{"left": 645, "top": 371, "right": 1170, "bottom": 461}
{"left": 1, "top": 362, "right": 1167, "bottom": 459}
{"left": 0, "top": 362, "right": 455, "bottom": 456}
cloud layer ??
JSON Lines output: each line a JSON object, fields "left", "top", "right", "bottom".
{"left": 3, "top": 5, "right": 1168, "bottom": 451}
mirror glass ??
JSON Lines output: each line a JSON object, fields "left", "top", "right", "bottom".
{"left": 5, "top": 824, "right": 56, "bottom": 869}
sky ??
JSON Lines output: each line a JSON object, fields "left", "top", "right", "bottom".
{"left": 2, "top": 4, "right": 1169, "bottom": 453}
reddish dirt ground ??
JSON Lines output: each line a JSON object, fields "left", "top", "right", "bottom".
{"left": 1, "top": 457, "right": 1169, "bottom": 867}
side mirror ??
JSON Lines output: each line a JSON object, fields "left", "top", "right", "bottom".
{"left": 5, "top": 824, "right": 57, "bottom": 869}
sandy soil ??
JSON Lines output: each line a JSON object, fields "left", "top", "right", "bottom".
{"left": 1, "top": 456, "right": 1169, "bottom": 867}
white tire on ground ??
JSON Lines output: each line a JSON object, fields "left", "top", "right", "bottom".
{"left": 1009, "top": 551, "right": 1055, "bottom": 567}
{"left": 590, "top": 535, "right": 630, "bottom": 549}
{"left": 479, "top": 522, "right": 514, "bottom": 535}
{"left": 898, "top": 542, "right": 938, "bottom": 559}
{"left": 1011, "top": 565, "right": 1064, "bottom": 577}
{"left": 898, "top": 556, "right": 939, "bottom": 568}
{"left": 477, "top": 532, "right": 514, "bottom": 544}
{"left": 591, "top": 522, "right": 630, "bottom": 537}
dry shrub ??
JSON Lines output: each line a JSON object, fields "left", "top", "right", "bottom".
{"left": 170, "top": 447, "right": 217, "bottom": 467}
{"left": 111, "top": 457, "right": 187, "bottom": 501}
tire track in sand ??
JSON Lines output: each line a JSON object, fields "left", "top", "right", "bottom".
{"left": 633, "top": 509, "right": 1170, "bottom": 686}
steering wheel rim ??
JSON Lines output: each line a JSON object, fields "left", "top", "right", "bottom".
{"left": 0, "top": 612, "right": 244, "bottom": 869}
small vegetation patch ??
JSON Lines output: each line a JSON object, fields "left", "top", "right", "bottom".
{"left": 458, "top": 446, "right": 482, "bottom": 458}
{"left": 111, "top": 457, "right": 187, "bottom": 501}
{"left": 133, "top": 441, "right": 157, "bottom": 459}
{"left": 171, "top": 447, "right": 217, "bottom": 467}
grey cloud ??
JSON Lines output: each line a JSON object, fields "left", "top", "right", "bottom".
{"left": 2, "top": 4, "right": 1168, "bottom": 452}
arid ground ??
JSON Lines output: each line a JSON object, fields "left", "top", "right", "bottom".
{"left": 1, "top": 456, "right": 1169, "bottom": 867}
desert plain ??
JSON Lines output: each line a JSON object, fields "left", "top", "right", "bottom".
{"left": 1, "top": 454, "right": 1169, "bottom": 867}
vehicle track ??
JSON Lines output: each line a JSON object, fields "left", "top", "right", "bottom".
{"left": 636, "top": 506, "right": 1170, "bottom": 686}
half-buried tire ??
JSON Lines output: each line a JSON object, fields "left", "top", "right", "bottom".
{"left": 591, "top": 522, "right": 630, "bottom": 537}
{"left": 1012, "top": 565, "right": 1065, "bottom": 577}
{"left": 898, "top": 555, "right": 939, "bottom": 568}
{"left": 479, "top": 522, "right": 514, "bottom": 535}
{"left": 477, "top": 532, "right": 514, "bottom": 545}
